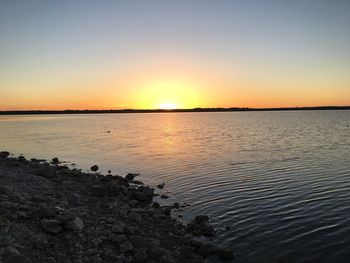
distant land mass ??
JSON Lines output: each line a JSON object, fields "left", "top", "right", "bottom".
{"left": 1, "top": 106, "right": 350, "bottom": 115}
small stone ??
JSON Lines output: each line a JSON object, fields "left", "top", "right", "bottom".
{"left": 85, "top": 249, "right": 98, "bottom": 256}
{"left": 56, "top": 212, "right": 75, "bottom": 223}
{"left": 18, "top": 156, "right": 26, "bottom": 162}
{"left": 119, "top": 241, "right": 133, "bottom": 253}
{"left": 105, "top": 217, "right": 116, "bottom": 224}
{"left": 152, "top": 202, "right": 160, "bottom": 208}
{"left": 147, "top": 248, "right": 164, "bottom": 260}
{"left": 160, "top": 194, "right": 168, "bottom": 199}
{"left": 91, "top": 165, "right": 99, "bottom": 172}
{"left": 92, "top": 238, "right": 103, "bottom": 246}
{"left": 46, "top": 257, "right": 56, "bottom": 263}
{"left": 173, "top": 202, "right": 180, "bottom": 209}
{"left": 111, "top": 223, "right": 126, "bottom": 234}
{"left": 52, "top": 157, "right": 59, "bottom": 163}
{"left": 41, "top": 219, "right": 63, "bottom": 234}
{"left": 157, "top": 183, "right": 165, "bottom": 189}
{"left": 38, "top": 206, "right": 63, "bottom": 218}
{"left": 133, "top": 248, "right": 148, "bottom": 262}
{"left": 64, "top": 218, "right": 84, "bottom": 231}
{"left": 3, "top": 254, "right": 27, "bottom": 263}
{"left": 112, "top": 234, "right": 128, "bottom": 243}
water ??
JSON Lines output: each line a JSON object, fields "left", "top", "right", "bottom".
{"left": 1, "top": 111, "right": 350, "bottom": 262}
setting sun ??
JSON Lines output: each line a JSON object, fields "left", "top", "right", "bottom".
{"left": 158, "top": 102, "right": 177, "bottom": 110}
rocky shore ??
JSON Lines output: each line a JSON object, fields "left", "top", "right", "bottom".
{"left": 0, "top": 152, "right": 233, "bottom": 263}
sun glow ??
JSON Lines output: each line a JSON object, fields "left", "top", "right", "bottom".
{"left": 158, "top": 102, "right": 177, "bottom": 110}
{"left": 132, "top": 77, "right": 202, "bottom": 109}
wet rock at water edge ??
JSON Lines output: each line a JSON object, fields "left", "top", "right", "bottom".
{"left": 0, "top": 151, "right": 10, "bottom": 158}
{"left": 125, "top": 173, "right": 139, "bottom": 181}
{"left": 18, "top": 156, "right": 26, "bottom": 162}
{"left": 187, "top": 215, "right": 215, "bottom": 237}
{"left": 157, "top": 183, "right": 165, "bottom": 189}
{"left": 91, "top": 165, "right": 99, "bottom": 172}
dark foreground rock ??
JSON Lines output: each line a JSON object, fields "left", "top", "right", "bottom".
{"left": 0, "top": 154, "right": 233, "bottom": 262}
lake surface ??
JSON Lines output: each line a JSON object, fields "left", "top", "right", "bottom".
{"left": 1, "top": 111, "right": 350, "bottom": 262}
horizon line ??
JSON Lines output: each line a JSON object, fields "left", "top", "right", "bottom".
{"left": 1, "top": 106, "right": 350, "bottom": 115}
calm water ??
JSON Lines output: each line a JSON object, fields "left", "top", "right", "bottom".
{"left": 1, "top": 111, "right": 350, "bottom": 262}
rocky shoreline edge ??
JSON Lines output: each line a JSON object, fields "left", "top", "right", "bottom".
{"left": 0, "top": 151, "right": 233, "bottom": 263}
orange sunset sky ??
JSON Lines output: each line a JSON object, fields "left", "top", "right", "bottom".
{"left": 1, "top": 1, "right": 350, "bottom": 110}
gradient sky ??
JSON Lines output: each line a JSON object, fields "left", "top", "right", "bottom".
{"left": 1, "top": 0, "right": 350, "bottom": 110}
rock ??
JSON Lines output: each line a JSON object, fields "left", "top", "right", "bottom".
{"left": 160, "top": 194, "right": 169, "bottom": 199}
{"left": 64, "top": 218, "right": 84, "bottom": 231}
{"left": 92, "top": 238, "right": 103, "bottom": 246}
{"left": 18, "top": 156, "right": 26, "bottom": 162}
{"left": 187, "top": 215, "right": 215, "bottom": 237}
{"left": 157, "top": 183, "right": 165, "bottom": 189}
{"left": 147, "top": 248, "right": 165, "bottom": 260}
{"left": 215, "top": 247, "right": 234, "bottom": 260}
{"left": 125, "top": 173, "right": 137, "bottom": 181}
{"left": 133, "top": 191, "right": 148, "bottom": 202}
{"left": 112, "top": 234, "right": 128, "bottom": 243}
{"left": 130, "top": 236, "right": 160, "bottom": 250}
{"left": 111, "top": 223, "right": 126, "bottom": 234}
{"left": 41, "top": 219, "right": 63, "bottom": 234}
{"left": 38, "top": 166, "right": 56, "bottom": 178}
{"left": 105, "top": 217, "right": 116, "bottom": 224}
{"left": 3, "top": 254, "right": 27, "bottom": 263}
{"left": 91, "top": 165, "right": 99, "bottom": 172}
{"left": 0, "top": 185, "right": 9, "bottom": 195}
{"left": 197, "top": 244, "right": 214, "bottom": 257}
{"left": 0, "top": 151, "right": 10, "bottom": 158}
{"left": 133, "top": 248, "right": 148, "bottom": 262}
{"left": 52, "top": 157, "right": 59, "bottom": 163}
{"left": 91, "top": 185, "right": 105, "bottom": 196}
{"left": 152, "top": 202, "right": 160, "bottom": 208}
{"left": 4, "top": 246, "right": 20, "bottom": 256}
{"left": 38, "top": 206, "right": 63, "bottom": 218}
{"left": 85, "top": 248, "right": 98, "bottom": 256}
{"left": 56, "top": 212, "right": 76, "bottom": 223}
{"left": 119, "top": 241, "right": 133, "bottom": 253}
{"left": 173, "top": 202, "right": 180, "bottom": 209}
{"left": 141, "top": 186, "right": 154, "bottom": 198}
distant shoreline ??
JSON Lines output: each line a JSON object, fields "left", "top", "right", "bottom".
{"left": 1, "top": 106, "right": 350, "bottom": 115}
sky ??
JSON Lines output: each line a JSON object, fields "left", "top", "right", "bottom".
{"left": 1, "top": 0, "right": 350, "bottom": 110}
